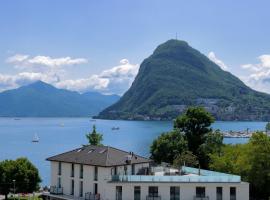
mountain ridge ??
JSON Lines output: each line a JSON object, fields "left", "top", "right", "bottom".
{"left": 97, "top": 39, "right": 270, "bottom": 121}
{"left": 0, "top": 81, "right": 120, "bottom": 117}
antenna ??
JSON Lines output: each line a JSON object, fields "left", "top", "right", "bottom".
{"left": 175, "top": 32, "right": 178, "bottom": 40}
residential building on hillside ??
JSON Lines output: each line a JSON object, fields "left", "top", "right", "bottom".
{"left": 43, "top": 145, "right": 249, "bottom": 200}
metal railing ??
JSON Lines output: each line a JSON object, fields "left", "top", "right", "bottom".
{"left": 50, "top": 186, "right": 63, "bottom": 195}
{"left": 146, "top": 196, "right": 161, "bottom": 200}
{"left": 85, "top": 192, "right": 100, "bottom": 200}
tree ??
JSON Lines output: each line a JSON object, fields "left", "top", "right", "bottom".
{"left": 174, "top": 107, "right": 214, "bottom": 166}
{"left": 209, "top": 132, "right": 270, "bottom": 199}
{"left": 173, "top": 151, "right": 198, "bottom": 168}
{"left": 150, "top": 130, "right": 187, "bottom": 164}
{"left": 247, "top": 132, "right": 270, "bottom": 199}
{"left": 0, "top": 158, "right": 41, "bottom": 200}
{"left": 86, "top": 125, "right": 103, "bottom": 146}
{"left": 266, "top": 122, "right": 270, "bottom": 132}
{"left": 198, "top": 130, "right": 224, "bottom": 168}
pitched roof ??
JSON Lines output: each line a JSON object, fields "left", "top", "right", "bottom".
{"left": 46, "top": 145, "right": 150, "bottom": 167}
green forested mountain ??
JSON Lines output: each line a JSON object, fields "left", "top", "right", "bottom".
{"left": 0, "top": 81, "right": 119, "bottom": 117}
{"left": 98, "top": 39, "right": 270, "bottom": 121}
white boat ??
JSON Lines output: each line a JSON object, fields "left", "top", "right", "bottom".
{"left": 32, "top": 133, "right": 39, "bottom": 143}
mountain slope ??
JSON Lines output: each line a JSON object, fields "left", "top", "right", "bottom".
{"left": 98, "top": 39, "right": 270, "bottom": 121}
{"left": 0, "top": 81, "right": 120, "bottom": 117}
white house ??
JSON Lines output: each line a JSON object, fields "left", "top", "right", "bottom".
{"left": 44, "top": 145, "right": 249, "bottom": 200}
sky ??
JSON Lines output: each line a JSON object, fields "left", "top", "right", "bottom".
{"left": 0, "top": 0, "right": 270, "bottom": 95}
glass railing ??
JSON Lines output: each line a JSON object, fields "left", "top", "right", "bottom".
{"left": 111, "top": 174, "right": 241, "bottom": 183}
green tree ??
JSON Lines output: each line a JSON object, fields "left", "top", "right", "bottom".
{"left": 150, "top": 130, "right": 187, "bottom": 164}
{"left": 86, "top": 125, "right": 103, "bottom": 146}
{"left": 266, "top": 122, "right": 270, "bottom": 132}
{"left": 209, "top": 132, "right": 270, "bottom": 199}
{"left": 0, "top": 158, "right": 41, "bottom": 200}
{"left": 247, "top": 132, "right": 270, "bottom": 199}
{"left": 198, "top": 130, "right": 224, "bottom": 168}
{"left": 174, "top": 107, "right": 214, "bottom": 166}
{"left": 173, "top": 151, "right": 198, "bottom": 168}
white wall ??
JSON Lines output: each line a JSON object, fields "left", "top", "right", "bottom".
{"left": 50, "top": 161, "right": 249, "bottom": 200}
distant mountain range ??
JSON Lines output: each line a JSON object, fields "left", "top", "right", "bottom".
{"left": 0, "top": 81, "right": 120, "bottom": 117}
{"left": 98, "top": 39, "right": 270, "bottom": 121}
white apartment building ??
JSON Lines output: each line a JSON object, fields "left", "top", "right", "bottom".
{"left": 44, "top": 145, "right": 249, "bottom": 200}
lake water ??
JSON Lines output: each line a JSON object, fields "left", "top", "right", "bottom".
{"left": 0, "top": 118, "right": 267, "bottom": 186}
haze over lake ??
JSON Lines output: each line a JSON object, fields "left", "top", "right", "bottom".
{"left": 0, "top": 118, "right": 267, "bottom": 185}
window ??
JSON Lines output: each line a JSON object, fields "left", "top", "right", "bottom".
{"left": 71, "top": 163, "right": 74, "bottom": 177}
{"left": 196, "top": 187, "right": 205, "bottom": 198}
{"left": 114, "top": 166, "right": 118, "bottom": 175}
{"left": 58, "top": 162, "right": 62, "bottom": 175}
{"left": 94, "top": 166, "right": 98, "bottom": 181}
{"left": 170, "top": 187, "right": 180, "bottom": 200}
{"left": 94, "top": 183, "right": 98, "bottom": 194}
{"left": 80, "top": 164, "right": 83, "bottom": 179}
{"left": 132, "top": 164, "right": 135, "bottom": 175}
{"left": 230, "top": 187, "right": 236, "bottom": 200}
{"left": 57, "top": 177, "right": 61, "bottom": 188}
{"left": 134, "top": 186, "right": 141, "bottom": 200}
{"left": 70, "top": 180, "right": 74, "bottom": 195}
{"left": 116, "top": 186, "right": 122, "bottom": 200}
{"left": 148, "top": 186, "right": 158, "bottom": 197}
{"left": 216, "top": 187, "right": 222, "bottom": 200}
{"left": 79, "top": 181, "right": 83, "bottom": 197}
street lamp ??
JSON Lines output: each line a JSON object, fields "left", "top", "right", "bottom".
{"left": 12, "top": 180, "right": 16, "bottom": 200}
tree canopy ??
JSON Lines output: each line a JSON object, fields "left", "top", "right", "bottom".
{"left": 150, "top": 130, "right": 187, "bottom": 164}
{"left": 150, "top": 107, "right": 219, "bottom": 168}
{"left": 0, "top": 158, "right": 41, "bottom": 200}
{"left": 86, "top": 125, "right": 103, "bottom": 146}
{"left": 210, "top": 132, "right": 270, "bottom": 199}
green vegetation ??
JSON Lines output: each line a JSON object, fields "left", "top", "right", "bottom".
{"left": 0, "top": 158, "right": 41, "bottom": 200}
{"left": 266, "top": 122, "right": 270, "bottom": 132}
{"left": 150, "top": 107, "right": 221, "bottom": 168}
{"left": 210, "top": 132, "right": 270, "bottom": 200}
{"left": 98, "top": 39, "right": 270, "bottom": 121}
{"left": 86, "top": 125, "right": 103, "bottom": 146}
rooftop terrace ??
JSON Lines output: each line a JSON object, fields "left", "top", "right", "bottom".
{"left": 110, "top": 166, "right": 241, "bottom": 183}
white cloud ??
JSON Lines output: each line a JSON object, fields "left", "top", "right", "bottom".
{"left": 56, "top": 59, "right": 139, "bottom": 95}
{"left": 1, "top": 55, "right": 139, "bottom": 95}
{"left": 241, "top": 54, "right": 270, "bottom": 93}
{"left": 6, "top": 54, "right": 88, "bottom": 72}
{"left": 208, "top": 51, "right": 228, "bottom": 71}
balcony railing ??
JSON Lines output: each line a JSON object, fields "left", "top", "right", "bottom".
{"left": 111, "top": 174, "right": 241, "bottom": 183}
{"left": 193, "top": 196, "right": 209, "bottom": 200}
{"left": 146, "top": 196, "right": 161, "bottom": 200}
{"left": 85, "top": 192, "right": 100, "bottom": 200}
{"left": 50, "top": 186, "right": 63, "bottom": 195}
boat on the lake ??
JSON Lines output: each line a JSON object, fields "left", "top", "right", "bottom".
{"left": 111, "top": 127, "right": 120, "bottom": 131}
{"left": 32, "top": 133, "right": 39, "bottom": 142}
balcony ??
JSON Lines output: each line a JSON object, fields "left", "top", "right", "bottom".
{"left": 85, "top": 192, "right": 100, "bottom": 200}
{"left": 146, "top": 196, "right": 161, "bottom": 200}
{"left": 50, "top": 186, "right": 63, "bottom": 195}
{"left": 193, "top": 197, "right": 209, "bottom": 200}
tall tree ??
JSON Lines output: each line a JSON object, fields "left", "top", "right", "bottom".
{"left": 174, "top": 107, "right": 214, "bottom": 166}
{"left": 0, "top": 158, "right": 41, "bottom": 200}
{"left": 150, "top": 130, "right": 187, "bottom": 164}
{"left": 86, "top": 125, "right": 103, "bottom": 146}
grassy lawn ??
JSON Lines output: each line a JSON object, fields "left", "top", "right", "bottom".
{"left": 8, "top": 196, "right": 42, "bottom": 200}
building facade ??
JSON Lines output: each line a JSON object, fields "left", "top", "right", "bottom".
{"left": 44, "top": 145, "right": 249, "bottom": 200}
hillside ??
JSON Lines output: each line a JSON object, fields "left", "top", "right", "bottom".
{"left": 0, "top": 81, "right": 120, "bottom": 117}
{"left": 98, "top": 39, "right": 270, "bottom": 121}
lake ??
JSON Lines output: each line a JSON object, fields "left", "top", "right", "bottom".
{"left": 0, "top": 118, "right": 267, "bottom": 186}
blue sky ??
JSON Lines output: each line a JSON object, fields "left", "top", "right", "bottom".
{"left": 0, "top": 0, "right": 270, "bottom": 94}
